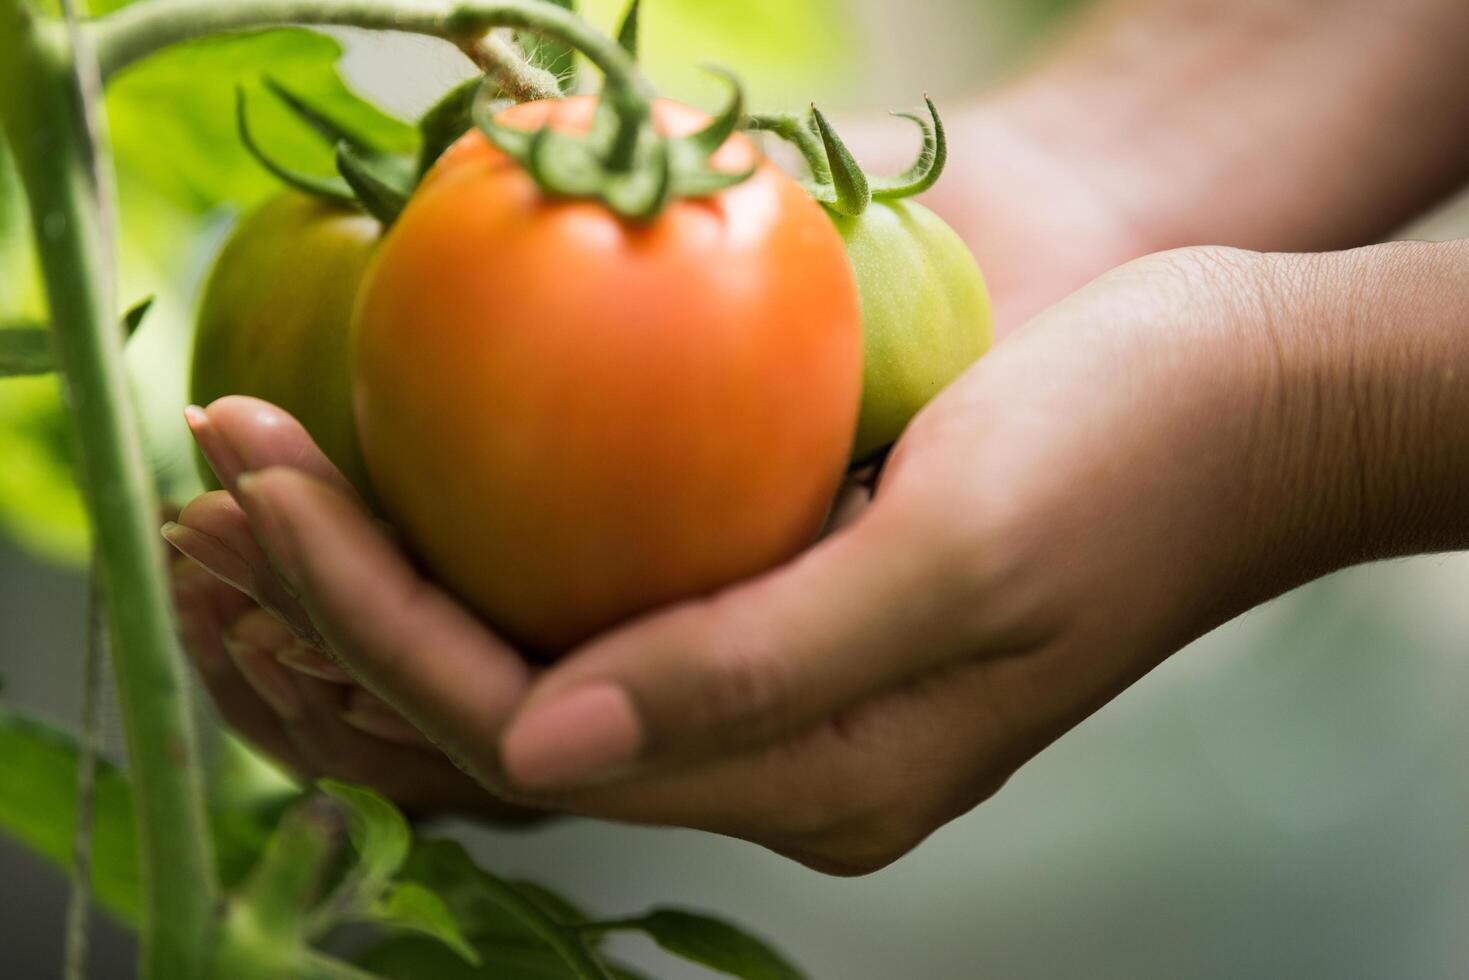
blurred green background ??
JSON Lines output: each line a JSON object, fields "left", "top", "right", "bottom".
{"left": 4, "top": 0, "right": 1469, "bottom": 976}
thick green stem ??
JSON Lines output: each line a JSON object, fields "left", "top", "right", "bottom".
{"left": 92, "top": 0, "right": 647, "bottom": 99}
{"left": 0, "top": 3, "right": 219, "bottom": 977}
{"left": 215, "top": 797, "right": 344, "bottom": 980}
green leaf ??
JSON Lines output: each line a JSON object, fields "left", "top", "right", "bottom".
{"left": 334, "top": 143, "right": 415, "bottom": 226}
{"left": 358, "top": 936, "right": 584, "bottom": 980}
{"left": 121, "top": 294, "right": 154, "bottom": 338}
{"left": 511, "top": 880, "right": 593, "bottom": 927}
{"left": 398, "top": 839, "right": 553, "bottom": 950}
{"left": 107, "top": 30, "right": 414, "bottom": 212}
{"left": 0, "top": 711, "right": 142, "bottom": 924}
{"left": 365, "top": 882, "right": 482, "bottom": 965}
{"left": 0, "top": 376, "right": 88, "bottom": 564}
{"left": 0, "top": 297, "right": 153, "bottom": 377}
{"left": 357, "top": 936, "right": 653, "bottom": 980}
{"left": 318, "top": 780, "right": 411, "bottom": 898}
{"left": 577, "top": 0, "right": 855, "bottom": 109}
{"left": 611, "top": 909, "right": 807, "bottom": 980}
{"left": 0, "top": 325, "right": 51, "bottom": 377}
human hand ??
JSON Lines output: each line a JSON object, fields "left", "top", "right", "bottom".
{"left": 172, "top": 242, "right": 1469, "bottom": 872}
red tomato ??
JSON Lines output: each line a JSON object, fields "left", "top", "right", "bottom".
{"left": 353, "top": 96, "right": 863, "bottom": 655}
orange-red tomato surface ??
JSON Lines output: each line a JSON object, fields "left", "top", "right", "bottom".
{"left": 354, "top": 96, "right": 863, "bottom": 655}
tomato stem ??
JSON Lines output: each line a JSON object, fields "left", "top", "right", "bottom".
{"left": 91, "top": 0, "right": 650, "bottom": 98}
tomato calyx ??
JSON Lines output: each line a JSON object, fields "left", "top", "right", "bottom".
{"left": 470, "top": 65, "right": 754, "bottom": 220}
{"left": 747, "top": 96, "right": 948, "bottom": 217}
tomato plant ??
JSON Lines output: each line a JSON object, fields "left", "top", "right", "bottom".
{"left": 0, "top": 0, "right": 984, "bottom": 974}
{"left": 191, "top": 191, "right": 379, "bottom": 495}
{"left": 356, "top": 95, "right": 863, "bottom": 654}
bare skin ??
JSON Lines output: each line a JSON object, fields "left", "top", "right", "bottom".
{"left": 168, "top": 0, "right": 1469, "bottom": 869}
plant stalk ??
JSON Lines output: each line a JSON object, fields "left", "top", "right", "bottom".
{"left": 92, "top": 0, "right": 648, "bottom": 101}
{"left": 63, "top": 562, "right": 106, "bottom": 980}
{"left": 0, "top": 3, "right": 219, "bottom": 977}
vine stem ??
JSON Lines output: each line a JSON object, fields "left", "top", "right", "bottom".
{"left": 467, "top": 27, "right": 560, "bottom": 101}
{"left": 91, "top": 0, "right": 647, "bottom": 98}
{"left": 0, "top": 2, "right": 220, "bottom": 977}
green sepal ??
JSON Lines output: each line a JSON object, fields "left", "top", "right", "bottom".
{"left": 677, "top": 66, "right": 744, "bottom": 158}
{"left": 528, "top": 125, "right": 608, "bottom": 197}
{"left": 810, "top": 104, "right": 870, "bottom": 216}
{"left": 264, "top": 75, "right": 379, "bottom": 153}
{"left": 335, "top": 142, "right": 415, "bottom": 226}
{"left": 470, "top": 72, "right": 756, "bottom": 221}
{"left": 672, "top": 164, "right": 757, "bottom": 198}
{"left": 472, "top": 78, "right": 537, "bottom": 159}
{"left": 236, "top": 86, "right": 357, "bottom": 206}
{"left": 604, "top": 135, "right": 672, "bottom": 219}
{"left": 416, "top": 76, "right": 494, "bottom": 178}
{"left": 870, "top": 95, "right": 947, "bottom": 200}
{"left": 616, "top": 0, "right": 641, "bottom": 59}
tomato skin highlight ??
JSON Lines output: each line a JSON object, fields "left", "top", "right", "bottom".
{"left": 191, "top": 192, "right": 378, "bottom": 495}
{"left": 833, "top": 198, "right": 994, "bottom": 462}
{"left": 354, "top": 97, "right": 864, "bottom": 655}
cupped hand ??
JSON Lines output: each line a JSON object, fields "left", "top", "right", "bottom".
{"left": 170, "top": 244, "right": 1399, "bottom": 873}
{"left": 166, "top": 397, "right": 541, "bottom": 821}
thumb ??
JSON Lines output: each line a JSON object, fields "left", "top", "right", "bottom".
{"left": 499, "top": 498, "right": 997, "bottom": 792}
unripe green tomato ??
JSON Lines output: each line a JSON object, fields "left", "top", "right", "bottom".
{"left": 832, "top": 199, "right": 994, "bottom": 461}
{"left": 191, "top": 192, "right": 378, "bottom": 495}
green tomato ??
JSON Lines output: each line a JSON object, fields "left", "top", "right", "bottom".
{"left": 191, "top": 192, "right": 378, "bottom": 494}
{"left": 832, "top": 198, "right": 994, "bottom": 461}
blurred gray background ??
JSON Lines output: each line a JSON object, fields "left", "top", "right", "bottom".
{"left": 5, "top": 0, "right": 1469, "bottom": 976}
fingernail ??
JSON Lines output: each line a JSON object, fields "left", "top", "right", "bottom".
{"left": 277, "top": 642, "right": 351, "bottom": 683}
{"left": 342, "top": 699, "right": 425, "bottom": 744}
{"left": 185, "top": 404, "right": 244, "bottom": 492}
{"left": 223, "top": 633, "right": 303, "bottom": 719}
{"left": 161, "top": 520, "right": 257, "bottom": 597}
{"left": 235, "top": 472, "right": 304, "bottom": 588}
{"left": 502, "top": 683, "right": 643, "bottom": 790}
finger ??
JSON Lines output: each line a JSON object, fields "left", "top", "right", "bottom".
{"left": 169, "top": 490, "right": 319, "bottom": 641}
{"left": 171, "top": 557, "right": 313, "bottom": 776}
{"left": 224, "top": 607, "right": 306, "bottom": 721}
{"left": 341, "top": 688, "right": 436, "bottom": 748}
{"left": 187, "top": 396, "right": 358, "bottom": 501}
{"left": 499, "top": 497, "right": 1000, "bottom": 791}
{"left": 277, "top": 639, "right": 353, "bottom": 683}
{"left": 232, "top": 466, "right": 533, "bottom": 788}
{"left": 519, "top": 643, "right": 1085, "bottom": 874}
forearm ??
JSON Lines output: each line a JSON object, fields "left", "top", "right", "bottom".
{"left": 990, "top": 0, "right": 1469, "bottom": 254}
{"left": 1258, "top": 240, "right": 1469, "bottom": 573}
